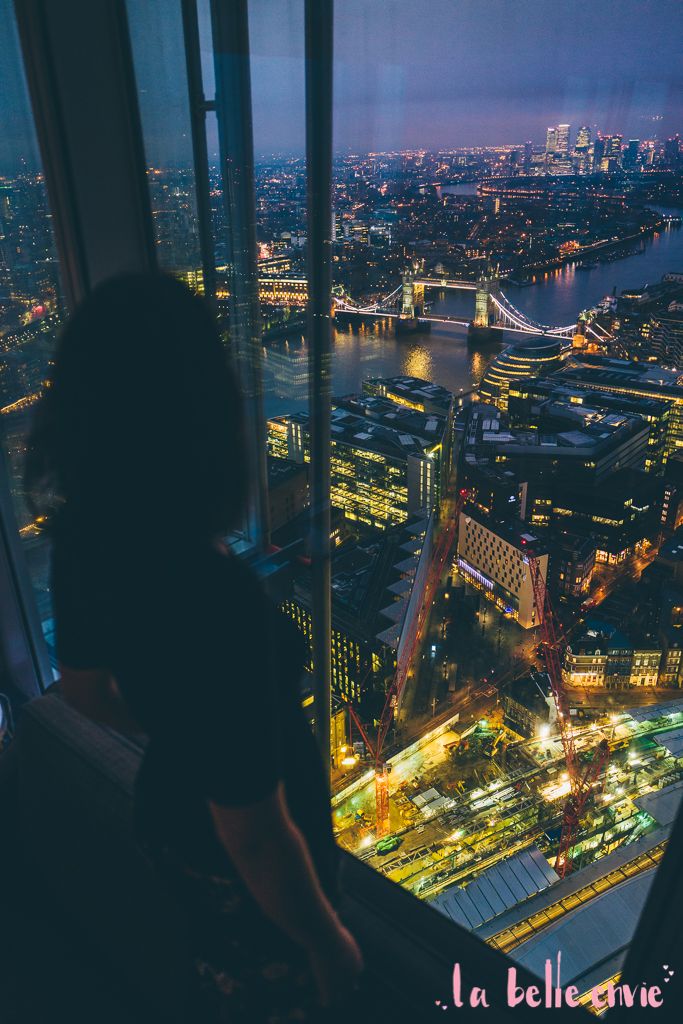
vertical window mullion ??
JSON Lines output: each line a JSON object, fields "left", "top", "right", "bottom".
{"left": 180, "top": 0, "right": 217, "bottom": 310}
{"left": 209, "top": 0, "right": 269, "bottom": 550}
{"left": 305, "top": 0, "right": 333, "bottom": 772}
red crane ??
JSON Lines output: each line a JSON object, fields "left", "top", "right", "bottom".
{"left": 525, "top": 549, "right": 610, "bottom": 877}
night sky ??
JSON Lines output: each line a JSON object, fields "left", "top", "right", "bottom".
{"left": 1, "top": 0, "right": 682, "bottom": 173}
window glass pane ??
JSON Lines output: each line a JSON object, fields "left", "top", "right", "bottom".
{"left": 324, "top": 0, "right": 683, "bottom": 995}
{"left": 0, "top": 0, "right": 63, "bottom": 668}
{"left": 126, "top": 0, "right": 202, "bottom": 279}
{"left": 248, "top": 0, "right": 308, "bottom": 421}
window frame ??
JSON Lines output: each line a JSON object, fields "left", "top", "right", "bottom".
{"left": 1, "top": 0, "right": 681, "bottom": 1007}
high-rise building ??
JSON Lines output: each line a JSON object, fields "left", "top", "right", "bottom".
{"left": 545, "top": 124, "right": 570, "bottom": 159}
{"left": 574, "top": 126, "right": 592, "bottom": 173}
{"left": 556, "top": 123, "right": 570, "bottom": 156}
{"left": 665, "top": 135, "right": 681, "bottom": 167}
{"left": 624, "top": 139, "right": 640, "bottom": 169}
{"left": 600, "top": 135, "right": 623, "bottom": 172}
{"left": 575, "top": 125, "right": 591, "bottom": 151}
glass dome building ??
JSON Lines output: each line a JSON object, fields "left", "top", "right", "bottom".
{"left": 479, "top": 335, "right": 564, "bottom": 410}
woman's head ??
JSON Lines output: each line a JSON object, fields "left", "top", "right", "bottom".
{"left": 27, "top": 273, "right": 249, "bottom": 540}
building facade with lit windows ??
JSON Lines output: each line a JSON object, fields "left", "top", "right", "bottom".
{"left": 557, "top": 356, "right": 683, "bottom": 460}
{"left": 258, "top": 276, "right": 308, "bottom": 308}
{"left": 548, "top": 534, "right": 595, "bottom": 601}
{"left": 282, "top": 517, "right": 430, "bottom": 710}
{"left": 267, "top": 402, "right": 444, "bottom": 529}
{"left": 563, "top": 631, "right": 665, "bottom": 689}
{"left": 478, "top": 335, "right": 563, "bottom": 411}
{"left": 507, "top": 377, "right": 670, "bottom": 473}
{"left": 456, "top": 509, "right": 547, "bottom": 628}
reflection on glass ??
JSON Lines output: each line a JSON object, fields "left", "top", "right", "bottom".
{"left": 0, "top": 0, "right": 63, "bottom": 663}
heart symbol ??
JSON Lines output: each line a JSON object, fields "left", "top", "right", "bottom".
{"left": 664, "top": 965, "right": 669, "bottom": 970}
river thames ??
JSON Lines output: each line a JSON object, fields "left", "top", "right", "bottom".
{"left": 262, "top": 208, "right": 683, "bottom": 419}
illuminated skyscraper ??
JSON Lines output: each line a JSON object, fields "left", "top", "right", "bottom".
{"left": 624, "top": 139, "right": 640, "bottom": 169}
{"left": 555, "top": 124, "right": 570, "bottom": 155}
{"left": 575, "top": 125, "right": 591, "bottom": 151}
{"left": 601, "top": 135, "right": 623, "bottom": 171}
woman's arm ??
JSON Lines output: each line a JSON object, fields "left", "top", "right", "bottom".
{"left": 60, "top": 666, "right": 144, "bottom": 736}
{"left": 209, "top": 784, "right": 363, "bottom": 1006}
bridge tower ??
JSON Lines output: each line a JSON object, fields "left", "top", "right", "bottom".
{"left": 473, "top": 263, "right": 500, "bottom": 328}
{"left": 401, "top": 263, "right": 425, "bottom": 318}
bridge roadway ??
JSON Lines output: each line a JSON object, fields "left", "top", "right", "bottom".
{"left": 334, "top": 306, "right": 570, "bottom": 337}
{"left": 414, "top": 278, "right": 477, "bottom": 291}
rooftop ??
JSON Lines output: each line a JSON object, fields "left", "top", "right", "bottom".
{"left": 333, "top": 393, "right": 448, "bottom": 445}
{"left": 364, "top": 375, "right": 454, "bottom": 414}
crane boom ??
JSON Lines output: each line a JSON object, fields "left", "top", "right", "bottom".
{"left": 526, "top": 550, "right": 609, "bottom": 876}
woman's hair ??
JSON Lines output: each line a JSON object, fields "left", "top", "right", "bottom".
{"left": 26, "top": 273, "right": 249, "bottom": 541}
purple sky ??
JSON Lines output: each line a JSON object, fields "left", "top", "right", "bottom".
{"left": 2, "top": 0, "right": 682, "bottom": 172}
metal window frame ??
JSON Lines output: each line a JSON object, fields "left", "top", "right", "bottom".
{"left": 209, "top": 0, "right": 270, "bottom": 550}
{"left": 305, "top": 0, "right": 333, "bottom": 771}
{"left": 1, "top": 0, "right": 157, "bottom": 697}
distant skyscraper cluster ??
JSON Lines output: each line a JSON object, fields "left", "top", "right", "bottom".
{"left": 540, "top": 123, "right": 681, "bottom": 176}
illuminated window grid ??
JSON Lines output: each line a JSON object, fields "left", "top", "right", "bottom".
{"left": 281, "top": 598, "right": 366, "bottom": 702}
{"left": 330, "top": 443, "right": 409, "bottom": 528}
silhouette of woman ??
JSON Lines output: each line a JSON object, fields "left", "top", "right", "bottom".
{"left": 26, "top": 274, "right": 362, "bottom": 1022}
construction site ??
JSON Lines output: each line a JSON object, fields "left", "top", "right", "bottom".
{"left": 335, "top": 485, "right": 683, "bottom": 1007}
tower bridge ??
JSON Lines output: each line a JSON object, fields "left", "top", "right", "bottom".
{"left": 332, "top": 264, "right": 586, "bottom": 342}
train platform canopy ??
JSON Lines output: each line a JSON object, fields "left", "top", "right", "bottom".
{"left": 430, "top": 845, "right": 558, "bottom": 931}
{"left": 510, "top": 869, "right": 656, "bottom": 994}
{"left": 635, "top": 779, "right": 683, "bottom": 828}
{"left": 653, "top": 727, "right": 683, "bottom": 759}
{"left": 624, "top": 699, "right": 683, "bottom": 724}
{"left": 475, "top": 825, "right": 668, "bottom": 942}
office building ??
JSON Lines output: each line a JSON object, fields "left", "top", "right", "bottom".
{"left": 557, "top": 355, "right": 683, "bottom": 459}
{"left": 507, "top": 376, "right": 669, "bottom": 472}
{"left": 456, "top": 507, "right": 547, "bottom": 628}
{"left": 546, "top": 123, "right": 570, "bottom": 158}
{"left": 624, "top": 139, "right": 640, "bottom": 170}
{"left": 283, "top": 516, "right": 430, "bottom": 707}
{"left": 267, "top": 399, "right": 444, "bottom": 530}
{"left": 258, "top": 276, "right": 308, "bottom": 307}
{"left": 651, "top": 305, "right": 683, "bottom": 369}
{"left": 467, "top": 392, "right": 652, "bottom": 488}
{"left": 363, "top": 375, "right": 454, "bottom": 418}
{"left": 575, "top": 125, "right": 591, "bottom": 151}
{"left": 478, "top": 335, "right": 563, "bottom": 411}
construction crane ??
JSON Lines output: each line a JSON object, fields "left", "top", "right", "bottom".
{"left": 525, "top": 548, "right": 610, "bottom": 877}
{"left": 347, "top": 488, "right": 471, "bottom": 837}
